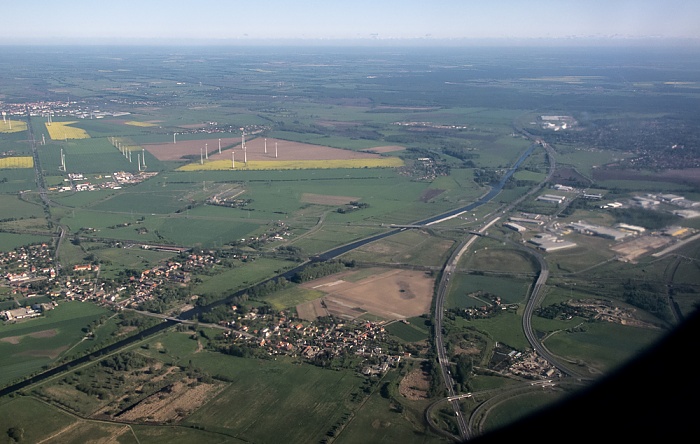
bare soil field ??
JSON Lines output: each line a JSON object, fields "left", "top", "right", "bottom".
{"left": 1, "top": 328, "right": 58, "bottom": 344}
{"left": 144, "top": 137, "right": 242, "bottom": 161}
{"left": 18, "top": 345, "right": 68, "bottom": 359}
{"left": 116, "top": 379, "right": 226, "bottom": 423}
{"left": 207, "top": 137, "right": 382, "bottom": 163}
{"left": 301, "top": 193, "right": 360, "bottom": 206}
{"left": 297, "top": 268, "right": 434, "bottom": 321}
{"left": 419, "top": 188, "right": 446, "bottom": 202}
{"left": 399, "top": 368, "right": 431, "bottom": 400}
{"left": 611, "top": 235, "right": 672, "bottom": 262}
{"left": 296, "top": 298, "right": 328, "bottom": 321}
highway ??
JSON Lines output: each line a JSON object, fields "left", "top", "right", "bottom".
{"left": 432, "top": 216, "right": 501, "bottom": 441}
{"left": 427, "top": 128, "right": 572, "bottom": 441}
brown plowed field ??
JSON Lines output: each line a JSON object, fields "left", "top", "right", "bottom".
{"left": 143, "top": 137, "right": 242, "bottom": 161}
{"left": 301, "top": 193, "right": 359, "bottom": 205}
{"left": 146, "top": 137, "right": 382, "bottom": 162}
{"left": 297, "top": 268, "right": 434, "bottom": 321}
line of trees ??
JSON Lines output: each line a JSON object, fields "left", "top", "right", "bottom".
{"left": 290, "top": 260, "right": 350, "bottom": 283}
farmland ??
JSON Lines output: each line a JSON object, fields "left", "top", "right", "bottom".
{"left": 0, "top": 45, "right": 699, "bottom": 443}
{"left": 178, "top": 157, "right": 403, "bottom": 171}
{"left": 0, "top": 119, "right": 27, "bottom": 133}
{"left": 0, "top": 302, "right": 113, "bottom": 387}
{"left": 45, "top": 121, "right": 91, "bottom": 140}
{"left": 0, "top": 156, "right": 32, "bottom": 168}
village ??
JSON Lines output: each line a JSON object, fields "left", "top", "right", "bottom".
{"left": 0, "top": 243, "right": 406, "bottom": 377}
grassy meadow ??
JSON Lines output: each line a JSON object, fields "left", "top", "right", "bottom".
{"left": 0, "top": 302, "right": 113, "bottom": 387}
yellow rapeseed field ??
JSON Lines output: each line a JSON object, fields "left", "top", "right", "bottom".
{"left": 0, "top": 120, "right": 27, "bottom": 133}
{"left": 45, "top": 121, "right": 90, "bottom": 140}
{"left": 177, "top": 157, "right": 404, "bottom": 171}
{"left": 0, "top": 157, "right": 34, "bottom": 169}
{"left": 125, "top": 121, "right": 157, "bottom": 127}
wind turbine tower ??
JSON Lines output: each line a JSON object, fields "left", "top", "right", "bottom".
{"left": 264, "top": 138, "right": 267, "bottom": 154}
{"left": 200, "top": 147, "right": 203, "bottom": 165}
{"left": 232, "top": 151, "right": 235, "bottom": 169}
{"left": 275, "top": 142, "right": 278, "bottom": 159}
{"left": 218, "top": 138, "right": 221, "bottom": 154}
{"left": 137, "top": 154, "right": 142, "bottom": 172}
{"left": 2, "top": 111, "right": 5, "bottom": 123}
{"left": 205, "top": 143, "right": 208, "bottom": 160}
{"left": 142, "top": 148, "right": 146, "bottom": 168}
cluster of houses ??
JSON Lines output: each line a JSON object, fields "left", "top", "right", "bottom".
{"left": 117, "top": 252, "right": 231, "bottom": 307}
{"left": 219, "top": 309, "right": 401, "bottom": 374}
{"left": 1, "top": 244, "right": 56, "bottom": 292}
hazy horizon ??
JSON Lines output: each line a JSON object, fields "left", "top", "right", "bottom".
{"left": 2, "top": 0, "right": 699, "bottom": 46}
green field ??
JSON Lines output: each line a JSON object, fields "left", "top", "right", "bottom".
{"left": 262, "top": 286, "right": 325, "bottom": 310}
{"left": 385, "top": 320, "right": 430, "bottom": 342}
{"left": 479, "top": 390, "right": 569, "bottom": 434}
{"left": 335, "top": 371, "right": 442, "bottom": 444}
{"left": 0, "top": 302, "right": 113, "bottom": 388}
{"left": 447, "top": 274, "right": 532, "bottom": 308}
{"left": 541, "top": 321, "right": 665, "bottom": 374}
{"left": 456, "top": 312, "right": 530, "bottom": 351}
{"left": 457, "top": 245, "right": 537, "bottom": 275}
{"left": 0, "top": 232, "right": 51, "bottom": 250}
{"left": 184, "top": 354, "right": 363, "bottom": 444}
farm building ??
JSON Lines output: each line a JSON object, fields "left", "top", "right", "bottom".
{"left": 1, "top": 306, "right": 41, "bottom": 321}
{"left": 537, "top": 194, "right": 566, "bottom": 204}
{"left": 504, "top": 222, "right": 527, "bottom": 232}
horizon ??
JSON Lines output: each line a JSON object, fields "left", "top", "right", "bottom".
{"left": 2, "top": 1, "right": 699, "bottom": 46}
{"left": 2, "top": 36, "right": 700, "bottom": 48}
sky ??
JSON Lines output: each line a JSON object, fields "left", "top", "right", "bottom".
{"left": 2, "top": 0, "right": 699, "bottom": 45}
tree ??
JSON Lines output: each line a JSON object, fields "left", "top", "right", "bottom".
{"left": 7, "top": 427, "right": 24, "bottom": 442}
